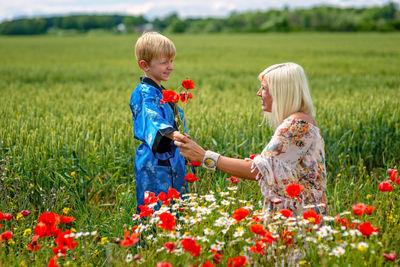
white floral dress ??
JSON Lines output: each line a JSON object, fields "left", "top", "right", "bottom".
{"left": 252, "top": 118, "right": 328, "bottom": 215}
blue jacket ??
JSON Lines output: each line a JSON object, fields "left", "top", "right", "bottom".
{"left": 129, "top": 77, "right": 188, "bottom": 210}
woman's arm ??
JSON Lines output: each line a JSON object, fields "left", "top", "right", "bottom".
{"left": 174, "top": 136, "right": 257, "bottom": 180}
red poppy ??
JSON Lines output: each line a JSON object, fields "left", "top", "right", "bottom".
{"left": 181, "top": 238, "right": 201, "bottom": 257}
{"left": 365, "top": 206, "right": 376, "bottom": 215}
{"left": 21, "top": 210, "right": 31, "bottom": 217}
{"left": 0, "top": 212, "right": 3, "bottom": 221}
{"left": 227, "top": 176, "right": 241, "bottom": 184}
{"left": 334, "top": 215, "right": 349, "bottom": 229}
{"left": 0, "top": 230, "right": 13, "bottom": 242}
{"left": 157, "top": 212, "right": 176, "bottom": 231}
{"left": 352, "top": 203, "right": 366, "bottom": 216}
{"left": 27, "top": 241, "right": 41, "bottom": 251}
{"left": 157, "top": 192, "right": 170, "bottom": 205}
{"left": 232, "top": 207, "right": 250, "bottom": 222}
{"left": 156, "top": 262, "right": 173, "bottom": 267}
{"left": 227, "top": 256, "right": 246, "bottom": 267}
{"left": 285, "top": 183, "right": 304, "bottom": 201}
{"left": 187, "top": 161, "right": 201, "bottom": 167}
{"left": 160, "top": 90, "right": 179, "bottom": 104}
{"left": 249, "top": 153, "right": 260, "bottom": 159}
{"left": 383, "top": 252, "right": 396, "bottom": 261}
{"left": 138, "top": 205, "right": 154, "bottom": 218}
{"left": 378, "top": 181, "right": 393, "bottom": 191}
{"left": 250, "top": 240, "right": 266, "bottom": 255}
{"left": 250, "top": 224, "right": 267, "bottom": 236}
{"left": 179, "top": 92, "right": 193, "bottom": 103}
{"left": 201, "top": 261, "right": 215, "bottom": 267}
{"left": 121, "top": 230, "right": 139, "bottom": 247}
{"left": 303, "top": 210, "right": 321, "bottom": 224}
{"left": 164, "top": 242, "right": 176, "bottom": 253}
{"left": 182, "top": 79, "right": 195, "bottom": 90}
{"left": 389, "top": 169, "right": 398, "bottom": 181}
{"left": 281, "top": 230, "right": 293, "bottom": 245}
{"left": 144, "top": 192, "right": 158, "bottom": 205}
{"left": 167, "top": 188, "right": 180, "bottom": 200}
{"left": 184, "top": 173, "right": 199, "bottom": 183}
{"left": 358, "top": 222, "right": 379, "bottom": 236}
{"left": 3, "top": 213, "right": 12, "bottom": 221}
{"left": 213, "top": 253, "right": 224, "bottom": 264}
{"left": 61, "top": 216, "right": 75, "bottom": 224}
{"left": 251, "top": 215, "right": 262, "bottom": 222}
{"left": 279, "top": 209, "right": 293, "bottom": 218}
{"left": 261, "top": 232, "right": 277, "bottom": 244}
{"left": 48, "top": 256, "right": 59, "bottom": 267}
{"left": 55, "top": 230, "right": 78, "bottom": 250}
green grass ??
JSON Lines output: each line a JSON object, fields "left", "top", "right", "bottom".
{"left": 0, "top": 33, "right": 399, "bottom": 266}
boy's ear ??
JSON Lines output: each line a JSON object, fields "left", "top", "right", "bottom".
{"left": 139, "top": 60, "right": 150, "bottom": 71}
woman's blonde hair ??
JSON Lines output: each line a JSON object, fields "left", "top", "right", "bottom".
{"left": 258, "top": 62, "right": 315, "bottom": 129}
{"left": 135, "top": 32, "right": 176, "bottom": 64}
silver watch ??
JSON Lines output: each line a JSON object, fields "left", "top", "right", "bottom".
{"left": 202, "top": 150, "right": 220, "bottom": 171}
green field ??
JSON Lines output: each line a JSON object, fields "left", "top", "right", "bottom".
{"left": 0, "top": 33, "right": 399, "bottom": 266}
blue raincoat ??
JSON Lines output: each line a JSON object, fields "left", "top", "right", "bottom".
{"left": 130, "top": 77, "right": 188, "bottom": 211}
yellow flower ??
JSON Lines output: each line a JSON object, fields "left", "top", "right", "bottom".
{"left": 8, "top": 239, "right": 15, "bottom": 244}
{"left": 19, "top": 260, "right": 27, "bottom": 267}
{"left": 23, "top": 229, "right": 32, "bottom": 236}
{"left": 100, "top": 237, "right": 108, "bottom": 245}
{"left": 94, "top": 249, "right": 99, "bottom": 255}
{"left": 63, "top": 207, "right": 70, "bottom": 214}
{"left": 299, "top": 260, "right": 307, "bottom": 265}
{"left": 71, "top": 228, "right": 76, "bottom": 232}
{"left": 71, "top": 171, "right": 76, "bottom": 177}
{"left": 16, "top": 213, "right": 23, "bottom": 220}
{"left": 366, "top": 194, "right": 372, "bottom": 200}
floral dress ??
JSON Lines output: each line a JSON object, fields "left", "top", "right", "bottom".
{"left": 252, "top": 118, "right": 327, "bottom": 215}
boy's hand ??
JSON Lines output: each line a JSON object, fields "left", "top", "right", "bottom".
{"left": 167, "top": 131, "right": 190, "bottom": 142}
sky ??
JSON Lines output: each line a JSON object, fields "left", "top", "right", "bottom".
{"left": 0, "top": 0, "right": 398, "bottom": 22}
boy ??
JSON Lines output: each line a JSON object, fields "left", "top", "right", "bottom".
{"left": 130, "top": 32, "right": 188, "bottom": 211}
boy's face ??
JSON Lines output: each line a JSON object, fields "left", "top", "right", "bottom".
{"left": 140, "top": 56, "right": 174, "bottom": 85}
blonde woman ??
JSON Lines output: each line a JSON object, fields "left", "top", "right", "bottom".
{"left": 174, "top": 62, "right": 327, "bottom": 215}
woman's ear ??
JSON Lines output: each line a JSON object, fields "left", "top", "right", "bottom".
{"left": 139, "top": 60, "right": 149, "bottom": 71}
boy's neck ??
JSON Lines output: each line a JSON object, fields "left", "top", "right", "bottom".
{"left": 141, "top": 76, "right": 164, "bottom": 91}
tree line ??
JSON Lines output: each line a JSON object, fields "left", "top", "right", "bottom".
{"left": 1, "top": 3, "right": 399, "bottom": 35}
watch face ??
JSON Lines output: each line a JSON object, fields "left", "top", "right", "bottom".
{"left": 204, "top": 158, "right": 216, "bottom": 168}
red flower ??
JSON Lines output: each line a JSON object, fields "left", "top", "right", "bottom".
{"left": 227, "top": 256, "right": 246, "bottom": 267}
{"left": 0, "top": 230, "right": 13, "bottom": 242}
{"left": 182, "top": 79, "right": 195, "bottom": 90}
{"left": 227, "top": 176, "right": 241, "bottom": 184}
{"left": 201, "top": 261, "right": 215, "bottom": 267}
{"left": 179, "top": 92, "right": 193, "bottom": 103}
{"left": 250, "top": 224, "right": 267, "bottom": 236}
{"left": 157, "top": 212, "right": 176, "bottom": 231}
{"left": 365, "top": 206, "right": 376, "bottom": 215}
{"left": 250, "top": 240, "right": 266, "bottom": 256}
{"left": 167, "top": 188, "right": 180, "bottom": 200}
{"left": 389, "top": 169, "right": 398, "bottom": 181}
{"left": 156, "top": 263, "right": 173, "bottom": 267}
{"left": 0, "top": 212, "right": 3, "bottom": 220}
{"left": 335, "top": 215, "right": 349, "bottom": 229}
{"left": 27, "top": 241, "right": 41, "bottom": 251}
{"left": 187, "top": 161, "right": 201, "bottom": 167}
{"left": 121, "top": 230, "right": 139, "bottom": 247}
{"left": 261, "top": 232, "right": 277, "bottom": 244}
{"left": 383, "top": 252, "right": 397, "bottom": 261}
{"left": 213, "top": 253, "right": 224, "bottom": 264}
{"left": 232, "top": 207, "right": 250, "bottom": 222}
{"left": 55, "top": 230, "right": 77, "bottom": 251}
{"left": 144, "top": 191, "right": 158, "bottom": 205}
{"left": 378, "top": 181, "right": 393, "bottom": 191}
{"left": 138, "top": 205, "right": 154, "bottom": 218}
{"left": 249, "top": 153, "right": 260, "bottom": 159}
{"left": 61, "top": 216, "right": 75, "bottom": 224}
{"left": 251, "top": 215, "right": 262, "bottom": 222}
{"left": 157, "top": 192, "right": 170, "bottom": 205}
{"left": 3, "top": 213, "right": 12, "bottom": 221}
{"left": 358, "top": 222, "right": 378, "bottom": 236}
{"left": 281, "top": 230, "right": 293, "bottom": 245}
{"left": 303, "top": 210, "right": 321, "bottom": 224}
{"left": 285, "top": 183, "right": 304, "bottom": 201}
{"left": 164, "top": 242, "right": 176, "bottom": 253}
{"left": 279, "top": 209, "right": 293, "bottom": 218}
{"left": 352, "top": 203, "right": 366, "bottom": 216}
{"left": 160, "top": 90, "right": 179, "bottom": 104}
{"left": 48, "top": 256, "right": 60, "bottom": 267}
{"left": 184, "top": 173, "right": 199, "bottom": 183}
{"left": 181, "top": 238, "right": 201, "bottom": 257}
{"left": 21, "top": 210, "right": 31, "bottom": 217}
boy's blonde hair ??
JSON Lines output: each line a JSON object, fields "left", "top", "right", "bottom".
{"left": 258, "top": 62, "right": 315, "bottom": 129}
{"left": 135, "top": 32, "right": 176, "bottom": 64}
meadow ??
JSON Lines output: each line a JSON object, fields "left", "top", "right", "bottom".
{"left": 0, "top": 33, "right": 399, "bottom": 266}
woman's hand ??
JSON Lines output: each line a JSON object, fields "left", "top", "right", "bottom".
{"left": 173, "top": 135, "right": 205, "bottom": 162}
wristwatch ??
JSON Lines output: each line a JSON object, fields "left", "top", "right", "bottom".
{"left": 202, "top": 150, "right": 220, "bottom": 171}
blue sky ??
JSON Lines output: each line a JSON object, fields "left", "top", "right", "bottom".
{"left": 0, "top": 0, "right": 398, "bottom": 22}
